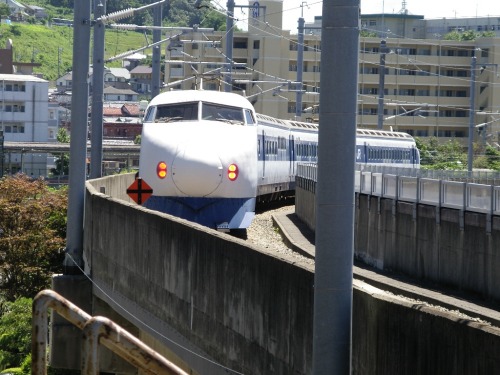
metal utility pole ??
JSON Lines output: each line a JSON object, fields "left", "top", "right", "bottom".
{"left": 63, "top": 0, "right": 91, "bottom": 273}
{"left": 90, "top": 0, "right": 106, "bottom": 179}
{"left": 296, "top": 17, "right": 305, "bottom": 120}
{"left": 468, "top": 55, "right": 477, "bottom": 173}
{"left": 313, "top": 0, "right": 359, "bottom": 373}
{"left": 152, "top": 3, "right": 163, "bottom": 98}
{"left": 225, "top": 0, "right": 235, "bottom": 92}
{"left": 377, "top": 39, "right": 388, "bottom": 129}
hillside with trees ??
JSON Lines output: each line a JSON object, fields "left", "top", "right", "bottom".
{"left": 0, "top": 0, "right": 226, "bottom": 82}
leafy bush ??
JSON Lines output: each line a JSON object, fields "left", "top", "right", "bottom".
{"left": 0, "top": 174, "right": 67, "bottom": 301}
{"left": 0, "top": 298, "right": 32, "bottom": 371}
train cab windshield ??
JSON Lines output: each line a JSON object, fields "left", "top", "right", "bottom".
{"left": 144, "top": 101, "right": 254, "bottom": 125}
{"left": 201, "top": 102, "right": 245, "bottom": 125}
{"left": 146, "top": 102, "right": 198, "bottom": 123}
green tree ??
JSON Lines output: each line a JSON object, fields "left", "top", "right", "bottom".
{"left": 199, "top": 9, "right": 227, "bottom": 31}
{"left": 443, "top": 30, "right": 496, "bottom": 41}
{"left": 360, "top": 30, "right": 378, "bottom": 37}
{"left": 0, "top": 3, "right": 10, "bottom": 20}
{"left": 474, "top": 145, "right": 500, "bottom": 171}
{"left": 0, "top": 298, "right": 32, "bottom": 371}
{"left": 0, "top": 175, "right": 67, "bottom": 301}
{"left": 416, "top": 137, "right": 467, "bottom": 170}
{"left": 51, "top": 128, "right": 70, "bottom": 176}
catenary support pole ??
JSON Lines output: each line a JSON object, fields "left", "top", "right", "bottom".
{"left": 296, "top": 17, "right": 305, "bottom": 120}
{"left": 225, "top": 0, "right": 234, "bottom": 92}
{"left": 151, "top": 3, "right": 163, "bottom": 98}
{"left": 90, "top": 0, "right": 106, "bottom": 179}
{"left": 313, "top": 0, "right": 359, "bottom": 374}
{"left": 377, "top": 39, "right": 387, "bottom": 129}
{"left": 63, "top": 0, "right": 91, "bottom": 273}
{"left": 468, "top": 54, "right": 477, "bottom": 172}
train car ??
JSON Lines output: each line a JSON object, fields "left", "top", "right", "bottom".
{"left": 139, "top": 90, "right": 259, "bottom": 230}
{"left": 138, "top": 90, "right": 419, "bottom": 231}
{"left": 355, "top": 128, "right": 420, "bottom": 168}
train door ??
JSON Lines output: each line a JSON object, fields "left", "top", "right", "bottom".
{"left": 411, "top": 145, "right": 419, "bottom": 167}
{"left": 357, "top": 142, "right": 368, "bottom": 165}
{"left": 289, "top": 134, "right": 295, "bottom": 177}
{"left": 261, "top": 129, "right": 266, "bottom": 177}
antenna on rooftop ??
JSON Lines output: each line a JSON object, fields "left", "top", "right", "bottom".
{"left": 400, "top": 0, "right": 408, "bottom": 15}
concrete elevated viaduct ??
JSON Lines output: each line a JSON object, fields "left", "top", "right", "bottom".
{"left": 50, "top": 173, "right": 500, "bottom": 374}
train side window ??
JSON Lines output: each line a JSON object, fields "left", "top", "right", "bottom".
{"left": 144, "top": 107, "right": 156, "bottom": 122}
{"left": 244, "top": 109, "right": 256, "bottom": 125}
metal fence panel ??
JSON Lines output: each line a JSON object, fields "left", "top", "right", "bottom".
{"left": 442, "top": 181, "right": 465, "bottom": 209}
{"left": 361, "top": 172, "right": 372, "bottom": 194}
{"left": 495, "top": 187, "right": 500, "bottom": 215}
{"left": 466, "top": 183, "right": 492, "bottom": 214}
{"left": 354, "top": 171, "right": 361, "bottom": 192}
{"left": 371, "top": 173, "right": 383, "bottom": 196}
{"left": 398, "top": 176, "right": 418, "bottom": 202}
{"left": 382, "top": 174, "right": 398, "bottom": 199}
{"left": 419, "top": 178, "right": 440, "bottom": 205}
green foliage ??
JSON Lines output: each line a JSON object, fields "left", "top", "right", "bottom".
{"left": 416, "top": 137, "right": 467, "bottom": 170}
{"left": 0, "top": 23, "right": 150, "bottom": 82}
{"left": 360, "top": 30, "right": 378, "bottom": 37}
{"left": 443, "top": 30, "right": 497, "bottom": 41}
{"left": 0, "top": 0, "right": 227, "bottom": 81}
{"left": 0, "top": 175, "right": 67, "bottom": 301}
{"left": 0, "top": 298, "right": 32, "bottom": 371}
{"left": 475, "top": 145, "right": 500, "bottom": 171}
{"left": 0, "top": 369, "right": 22, "bottom": 374}
{"left": 51, "top": 129, "right": 70, "bottom": 176}
{"left": 0, "top": 4, "right": 10, "bottom": 19}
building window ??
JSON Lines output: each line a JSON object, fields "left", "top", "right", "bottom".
{"left": 233, "top": 39, "right": 248, "bottom": 49}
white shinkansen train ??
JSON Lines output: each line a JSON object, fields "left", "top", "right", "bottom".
{"left": 138, "top": 90, "right": 420, "bottom": 231}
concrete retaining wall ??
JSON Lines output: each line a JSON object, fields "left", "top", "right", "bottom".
{"left": 296, "top": 181, "right": 500, "bottom": 303}
{"left": 80, "top": 175, "right": 500, "bottom": 374}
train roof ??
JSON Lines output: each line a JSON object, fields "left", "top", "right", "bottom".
{"left": 256, "top": 113, "right": 319, "bottom": 131}
{"left": 356, "top": 128, "right": 414, "bottom": 140}
{"left": 150, "top": 90, "right": 254, "bottom": 110}
{"left": 256, "top": 114, "right": 414, "bottom": 141}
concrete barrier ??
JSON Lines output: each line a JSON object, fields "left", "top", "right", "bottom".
{"left": 296, "top": 182, "right": 500, "bottom": 303}
{"left": 72, "top": 174, "right": 500, "bottom": 374}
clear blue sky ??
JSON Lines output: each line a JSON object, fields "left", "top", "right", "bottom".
{"left": 232, "top": 1, "right": 500, "bottom": 33}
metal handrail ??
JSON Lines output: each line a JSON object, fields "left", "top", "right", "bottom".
{"left": 32, "top": 290, "right": 92, "bottom": 375}
{"left": 82, "top": 316, "right": 188, "bottom": 375}
{"left": 32, "top": 289, "right": 188, "bottom": 375}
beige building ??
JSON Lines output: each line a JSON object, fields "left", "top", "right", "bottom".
{"left": 163, "top": 0, "right": 500, "bottom": 145}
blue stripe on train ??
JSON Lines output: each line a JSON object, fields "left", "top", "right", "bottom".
{"left": 143, "top": 196, "right": 256, "bottom": 230}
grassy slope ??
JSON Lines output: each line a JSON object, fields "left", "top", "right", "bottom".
{"left": 0, "top": 22, "right": 152, "bottom": 84}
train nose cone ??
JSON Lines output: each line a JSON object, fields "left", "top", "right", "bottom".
{"left": 172, "top": 143, "right": 223, "bottom": 196}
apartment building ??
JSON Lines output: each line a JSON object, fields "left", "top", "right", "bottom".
{"left": 162, "top": 0, "right": 500, "bottom": 146}
{"left": 0, "top": 73, "right": 51, "bottom": 175}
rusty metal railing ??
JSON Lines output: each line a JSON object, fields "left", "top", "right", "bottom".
{"left": 32, "top": 289, "right": 188, "bottom": 375}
